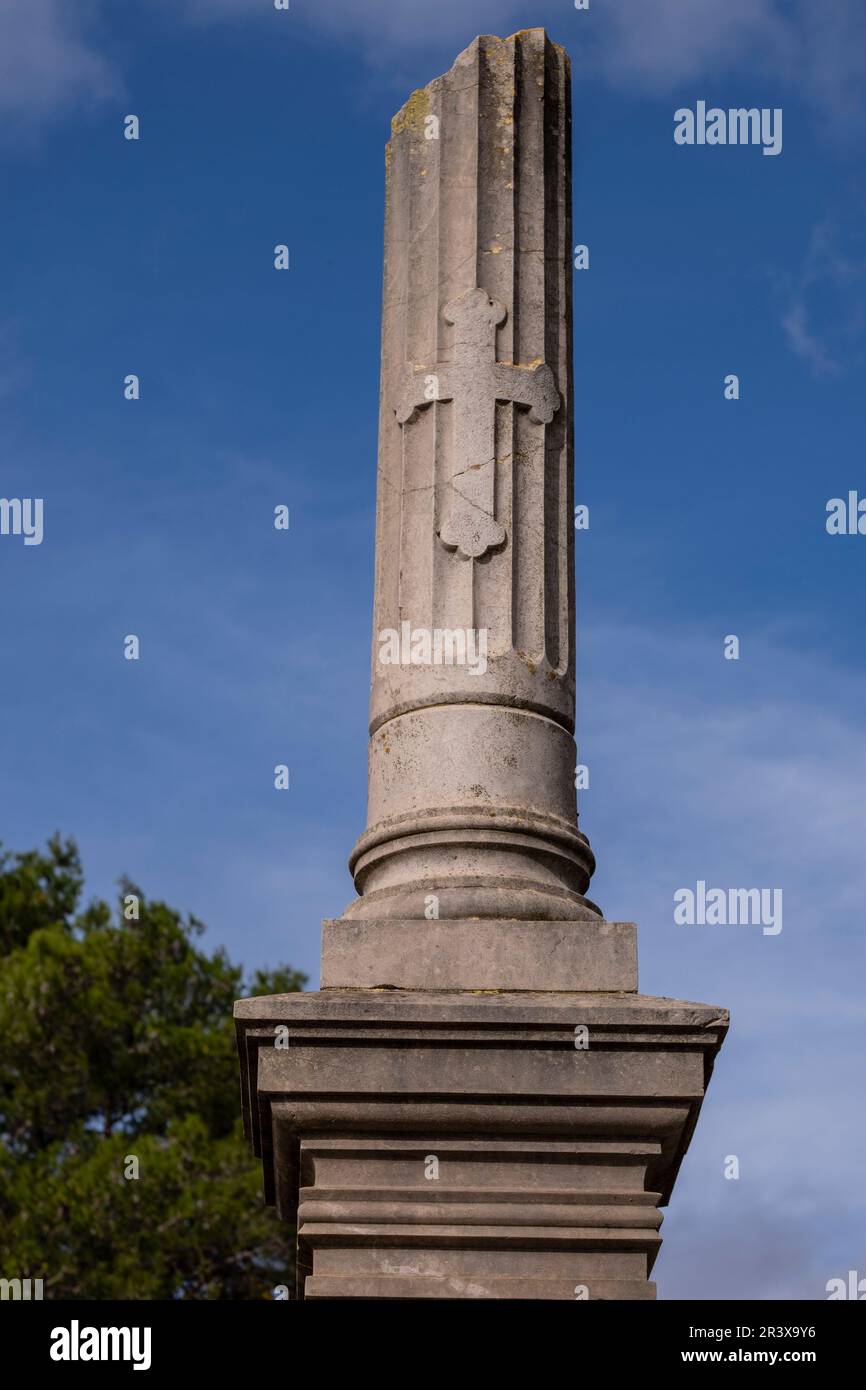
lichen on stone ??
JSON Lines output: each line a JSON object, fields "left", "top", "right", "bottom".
{"left": 391, "top": 87, "right": 431, "bottom": 138}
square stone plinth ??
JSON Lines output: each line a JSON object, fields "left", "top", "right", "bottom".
{"left": 321, "top": 918, "right": 637, "bottom": 992}
{"left": 234, "top": 989, "right": 727, "bottom": 1300}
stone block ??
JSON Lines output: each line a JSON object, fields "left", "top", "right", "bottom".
{"left": 234, "top": 989, "right": 728, "bottom": 1299}
{"left": 320, "top": 918, "right": 637, "bottom": 991}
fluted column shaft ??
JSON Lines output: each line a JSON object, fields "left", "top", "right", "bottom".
{"left": 344, "top": 30, "right": 598, "bottom": 922}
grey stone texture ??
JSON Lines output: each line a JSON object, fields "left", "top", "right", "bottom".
{"left": 235, "top": 29, "right": 728, "bottom": 1300}
{"left": 320, "top": 917, "right": 637, "bottom": 992}
{"left": 235, "top": 991, "right": 728, "bottom": 1300}
{"left": 343, "top": 25, "right": 596, "bottom": 925}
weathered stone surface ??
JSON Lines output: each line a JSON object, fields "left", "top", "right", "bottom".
{"left": 320, "top": 917, "right": 637, "bottom": 991}
{"left": 234, "top": 990, "right": 728, "bottom": 1300}
{"left": 343, "top": 27, "right": 596, "bottom": 925}
{"left": 234, "top": 26, "right": 729, "bottom": 1301}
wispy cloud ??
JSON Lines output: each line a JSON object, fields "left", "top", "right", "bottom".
{"left": 577, "top": 0, "right": 866, "bottom": 137}
{"left": 177, "top": 0, "right": 522, "bottom": 46}
{"left": 5, "top": 1, "right": 866, "bottom": 139}
{"left": 0, "top": 0, "right": 116, "bottom": 134}
{"left": 176, "top": 0, "right": 866, "bottom": 137}
{"left": 782, "top": 298, "right": 838, "bottom": 377}
{"left": 585, "top": 0, "right": 792, "bottom": 91}
{"left": 580, "top": 617, "right": 866, "bottom": 1296}
{"left": 778, "top": 216, "right": 866, "bottom": 375}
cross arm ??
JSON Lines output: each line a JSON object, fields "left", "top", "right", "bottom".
{"left": 494, "top": 362, "right": 560, "bottom": 424}
{"left": 395, "top": 365, "right": 454, "bottom": 425}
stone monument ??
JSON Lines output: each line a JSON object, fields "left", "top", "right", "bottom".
{"left": 235, "top": 28, "right": 727, "bottom": 1300}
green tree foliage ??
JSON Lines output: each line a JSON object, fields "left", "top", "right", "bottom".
{"left": 0, "top": 836, "right": 306, "bottom": 1299}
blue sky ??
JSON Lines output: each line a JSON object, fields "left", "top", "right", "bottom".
{"left": 2, "top": 0, "right": 865, "bottom": 1300}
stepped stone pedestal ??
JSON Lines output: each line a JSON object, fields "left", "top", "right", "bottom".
{"left": 235, "top": 28, "right": 727, "bottom": 1300}
{"left": 235, "top": 985, "right": 726, "bottom": 1300}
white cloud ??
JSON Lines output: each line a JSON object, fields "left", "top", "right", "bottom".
{"left": 585, "top": 0, "right": 792, "bottom": 91}
{"left": 175, "top": 0, "right": 866, "bottom": 137}
{"left": 6, "top": 1, "right": 866, "bottom": 138}
{"left": 178, "top": 0, "right": 522, "bottom": 46}
{"left": 792, "top": 0, "right": 866, "bottom": 133}
{"left": 0, "top": 0, "right": 116, "bottom": 130}
{"left": 778, "top": 217, "right": 866, "bottom": 375}
{"left": 782, "top": 297, "right": 838, "bottom": 376}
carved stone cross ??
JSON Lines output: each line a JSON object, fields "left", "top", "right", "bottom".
{"left": 395, "top": 287, "right": 560, "bottom": 560}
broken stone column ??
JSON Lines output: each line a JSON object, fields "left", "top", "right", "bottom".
{"left": 343, "top": 24, "right": 596, "bottom": 933}
{"left": 235, "top": 28, "right": 727, "bottom": 1300}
